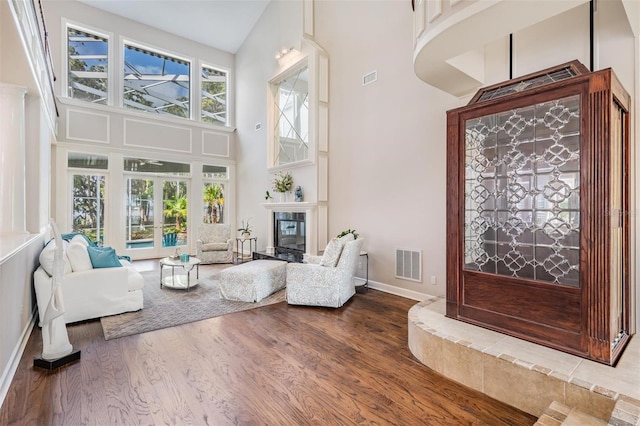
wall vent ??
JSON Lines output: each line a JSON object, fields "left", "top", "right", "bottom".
{"left": 362, "top": 70, "right": 377, "bottom": 86}
{"left": 395, "top": 248, "right": 422, "bottom": 282}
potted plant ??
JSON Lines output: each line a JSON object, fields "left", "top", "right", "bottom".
{"left": 237, "top": 219, "right": 252, "bottom": 239}
{"left": 272, "top": 172, "right": 293, "bottom": 202}
{"left": 337, "top": 229, "right": 359, "bottom": 239}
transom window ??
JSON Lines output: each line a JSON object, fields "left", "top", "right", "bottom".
{"left": 67, "top": 27, "right": 109, "bottom": 104}
{"left": 201, "top": 66, "right": 227, "bottom": 125}
{"left": 123, "top": 44, "right": 191, "bottom": 118}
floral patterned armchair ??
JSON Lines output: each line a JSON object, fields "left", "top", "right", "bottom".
{"left": 286, "top": 238, "right": 364, "bottom": 308}
{"left": 196, "top": 224, "right": 233, "bottom": 264}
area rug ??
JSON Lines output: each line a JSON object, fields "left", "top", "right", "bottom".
{"left": 100, "top": 270, "right": 286, "bottom": 340}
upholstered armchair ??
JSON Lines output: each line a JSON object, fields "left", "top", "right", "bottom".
{"left": 286, "top": 238, "right": 364, "bottom": 308}
{"left": 195, "top": 224, "right": 233, "bottom": 264}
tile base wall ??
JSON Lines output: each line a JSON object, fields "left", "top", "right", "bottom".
{"left": 408, "top": 297, "right": 640, "bottom": 421}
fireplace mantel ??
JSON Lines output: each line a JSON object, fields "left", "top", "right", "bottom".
{"left": 261, "top": 202, "right": 316, "bottom": 211}
{"left": 261, "top": 202, "right": 318, "bottom": 255}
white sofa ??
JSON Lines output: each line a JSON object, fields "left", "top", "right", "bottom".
{"left": 34, "top": 236, "right": 144, "bottom": 325}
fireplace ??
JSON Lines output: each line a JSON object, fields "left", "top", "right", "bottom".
{"left": 273, "top": 212, "right": 305, "bottom": 262}
{"left": 259, "top": 201, "right": 320, "bottom": 261}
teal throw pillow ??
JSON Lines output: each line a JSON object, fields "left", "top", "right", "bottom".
{"left": 87, "top": 246, "right": 122, "bottom": 268}
{"left": 61, "top": 233, "right": 98, "bottom": 247}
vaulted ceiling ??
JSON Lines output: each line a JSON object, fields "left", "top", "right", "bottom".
{"left": 77, "top": 0, "right": 271, "bottom": 53}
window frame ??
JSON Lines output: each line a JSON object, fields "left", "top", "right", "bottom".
{"left": 64, "top": 21, "right": 112, "bottom": 105}
{"left": 121, "top": 39, "right": 194, "bottom": 120}
{"left": 200, "top": 63, "right": 229, "bottom": 126}
{"left": 67, "top": 151, "right": 109, "bottom": 244}
{"left": 202, "top": 164, "right": 229, "bottom": 225}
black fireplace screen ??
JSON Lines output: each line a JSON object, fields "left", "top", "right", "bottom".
{"left": 274, "top": 212, "right": 305, "bottom": 254}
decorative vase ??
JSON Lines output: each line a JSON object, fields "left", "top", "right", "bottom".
{"left": 277, "top": 192, "right": 285, "bottom": 203}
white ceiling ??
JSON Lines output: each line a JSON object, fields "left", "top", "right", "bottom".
{"left": 77, "top": 0, "right": 271, "bottom": 54}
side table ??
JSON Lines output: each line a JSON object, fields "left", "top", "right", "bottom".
{"left": 159, "top": 257, "right": 201, "bottom": 291}
{"left": 355, "top": 251, "right": 369, "bottom": 292}
{"left": 235, "top": 237, "right": 257, "bottom": 264}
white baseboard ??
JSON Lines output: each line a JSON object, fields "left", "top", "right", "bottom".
{"left": 361, "top": 278, "right": 440, "bottom": 301}
{"left": 0, "top": 311, "right": 36, "bottom": 409}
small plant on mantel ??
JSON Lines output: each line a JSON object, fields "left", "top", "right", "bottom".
{"left": 273, "top": 172, "right": 293, "bottom": 193}
{"left": 237, "top": 219, "right": 252, "bottom": 238}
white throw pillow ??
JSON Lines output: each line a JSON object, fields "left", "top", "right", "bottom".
{"left": 319, "top": 233, "right": 356, "bottom": 267}
{"left": 320, "top": 238, "right": 345, "bottom": 267}
{"left": 67, "top": 242, "right": 93, "bottom": 272}
{"left": 39, "top": 240, "right": 72, "bottom": 276}
{"left": 70, "top": 234, "right": 89, "bottom": 247}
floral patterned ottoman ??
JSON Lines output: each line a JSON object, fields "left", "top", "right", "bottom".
{"left": 218, "top": 260, "right": 287, "bottom": 302}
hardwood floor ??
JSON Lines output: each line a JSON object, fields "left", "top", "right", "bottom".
{"left": 1, "top": 264, "right": 536, "bottom": 425}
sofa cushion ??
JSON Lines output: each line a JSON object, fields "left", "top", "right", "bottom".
{"left": 87, "top": 246, "right": 122, "bottom": 268}
{"left": 67, "top": 242, "right": 93, "bottom": 272}
{"left": 39, "top": 240, "right": 72, "bottom": 276}
{"left": 201, "top": 242, "right": 229, "bottom": 251}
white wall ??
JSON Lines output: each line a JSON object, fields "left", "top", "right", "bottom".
{"left": 309, "top": 0, "right": 637, "bottom": 298}
{"left": 235, "top": 0, "right": 303, "bottom": 252}
{"left": 0, "top": 0, "right": 54, "bottom": 406}
{"left": 314, "top": 1, "right": 459, "bottom": 297}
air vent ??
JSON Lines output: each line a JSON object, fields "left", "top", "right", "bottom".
{"left": 362, "top": 70, "right": 377, "bottom": 86}
{"left": 395, "top": 248, "right": 422, "bottom": 282}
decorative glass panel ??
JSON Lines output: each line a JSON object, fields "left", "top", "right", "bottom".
{"left": 464, "top": 95, "right": 581, "bottom": 286}
{"left": 274, "top": 66, "right": 309, "bottom": 165}
{"left": 475, "top": 67, "right": 578, "bottom": 103}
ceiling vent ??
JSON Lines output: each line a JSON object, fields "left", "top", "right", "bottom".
{"left": 362, "top": 70, "right": 377, "bottom": 86}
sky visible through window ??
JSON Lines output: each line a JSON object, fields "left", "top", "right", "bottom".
{"left": 68, "top": 28, "right": 108, "bottom": 104}
{"left": 68, "top": 25, "right": 228, "bottom": 124}
{"left": 123, "top": 45, "right": 191, "bottom": 118}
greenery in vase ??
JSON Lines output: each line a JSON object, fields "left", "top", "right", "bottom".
{"left": 337, "top": 229, "right": 359, "bottom": 239}
{"left": 237, "top": 218, "right": 252, "bottom": 234}
{"left": 272, "top": 172, "right": 293, "bottom": 193}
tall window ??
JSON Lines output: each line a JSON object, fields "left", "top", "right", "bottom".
{"left": 123, "top": 44, "right": 191, "bottom": 118}
{"left": 67, "top": 27, "right": 109, "bottom": 104}
{"left": 69, "top": 153, "right": 108, "bottom": 244}
{"left": 201, "top": 66, "right": 227, "bottom": 125}
{"left": 203, "top": 165, "right": 228, "bottom": 224}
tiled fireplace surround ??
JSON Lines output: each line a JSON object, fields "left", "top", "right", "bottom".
{"left": 408, "top": 297, "right": 640, "bottom": 422}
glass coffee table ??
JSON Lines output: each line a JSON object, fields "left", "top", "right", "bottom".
{"left": 159, "top": 257, "right": 202, "bottom": 291}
